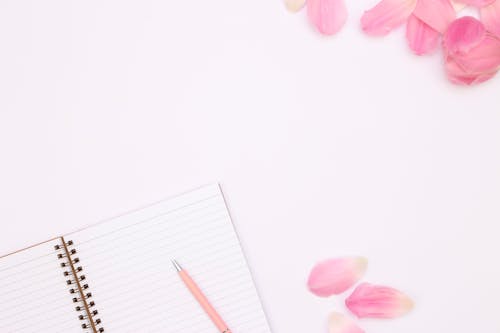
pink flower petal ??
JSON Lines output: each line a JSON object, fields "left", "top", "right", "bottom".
{"left": 406, "top": 14, "right": 440, "bottom": 55}
{"left": 413, "top": 0, "right": 456, "bottom": 33}
{"left": 450, "top": 0, "right": 467, "bottom": 11}
{"left": 361, "top": 0, "right": 417, "bottom": 36}
{"left": 453, "top": 0, "right": 495, "bottom": 7}
{"left": 307, "top": 257, "right": 368, "bottom": 297}
{"left": 454, "top": 33, "right": 500, "bottom": 71}
{"left": 285, "top": 0, "right": 307, "bottom": 13}
{"left": 444, "top": 56, "right": 498, "bottom": 84}
{"left": 307, "top": 0, "right": 348, "bottom": 35}
{"left": 328, "top": 312, "right": 365, "bottom": 333}
{"left": 481, "top": 0, "right": 500, "bottom": 36}
{"left": 442, "top": 16, "right": 500, "bottom": 85}
{"left": 345, "top": 283, "right": 414, "bottom": 319}
{"left": 444, "top": 35, "right": 500, "bottom": 84}
{"left": 443, "top": 16, "right": 486, "bottom": 54}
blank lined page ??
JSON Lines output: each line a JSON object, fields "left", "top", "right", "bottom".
{"left": 67, "top": 184, "right": 272, "bottom": 333}
{"left": 0, "top": 239, "right": 85, "bottom": 333}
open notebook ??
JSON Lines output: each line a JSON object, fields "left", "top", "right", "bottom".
{"left": 0, "top": 185, "right": 271, "bottom": 333}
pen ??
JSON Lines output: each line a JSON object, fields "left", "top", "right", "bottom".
{"left": 172, "top": 259, "right": 232, "bottom": 333}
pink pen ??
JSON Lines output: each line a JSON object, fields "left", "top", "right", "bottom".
{"left": 172, "top": 259, "right": 232, "bottom": 333}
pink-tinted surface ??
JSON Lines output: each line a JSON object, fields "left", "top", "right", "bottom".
{"left": 345, "top": 283, "right": 414, "bottom": 319}
{"left": 307, "top": 0, "right": 348, "bottom": 35}
{"left": 443, "top": 16, "right": 500, "bottom": 85}
{"left": 413, "top": 0, "right": 456, "bottom": 33}
{"left": 406, "top": 14, "right": 440, "bottom": 54}
{"left": 328, "top": 312, "right": 365, "bottom": 333}
{"left": 454, "top": 0, "right": 495, "bottom": 7}
{"left": 307, "top": 257, "right": 367, "bottom": 297}
{"left": 361, "top": 0, "right": 417, "bottom": 36}
{"left": 481, "top": 1, "right": 500, "bottom": 36}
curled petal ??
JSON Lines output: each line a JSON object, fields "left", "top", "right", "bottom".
{"left": 413, "top": 0, "right": 456, "bottom": 33}
{"left": 481, "top": 0, "right": 500, "bottom": 36}
{"left": 444, "top": 56, "right": 498, "bottom": 84}
{"left": 307, "top": 0, "right": 348, "bottom": 35}
{"left": 454, "top": 33, "right": 500, "bottom": 71}
{"left": 361, "top": 0, "right": 417, "bottom": 36}
{"left": 443, "top": 17, "right": 500, "bottom": 85}
{"left": 444, "top": 34, "right": 500, "bottom": 84}
{"left": 406, "top": 14, "right": 440, "bottom": 55}
{"left": 285, "top": 0, "right": 306, "bottom": 13}
{"left": 345, "top": 283, "right": 414, "bottom": 318}
{"left": 328, "top": 312, "right": 365, "bottom": 333}
{"left": 307, "top": 257, "right": 367, "bottom": 297}
{"left": 443, "top": 16, "right": 486, "bottom": 54}
{"left": 453, "top": 0, "right": 495, "bottom": 7}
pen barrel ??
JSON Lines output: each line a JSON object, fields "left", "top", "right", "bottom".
{"left": 179, "top": 270, "right": 231, "bottom": 333}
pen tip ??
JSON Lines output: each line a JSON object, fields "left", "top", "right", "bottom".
{"left": 171, "top": 259, "right": 182, "bottom": 272}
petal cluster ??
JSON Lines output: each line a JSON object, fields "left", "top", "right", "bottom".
{"left": 360, "top": 0, "right": 500, "bottom": 84}
{"left": 307, "top": 256, "right": 414, "bottom": 333}
{"left": 361, "top": 0, "right": 456, "bottom": 54}
{"left": 443, "top": 16, "right": 500, "bottom": 85}
{"left": 285, "top": 0, "right": 500, "bottom": 86}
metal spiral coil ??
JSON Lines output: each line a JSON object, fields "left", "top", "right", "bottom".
{"left": 55, "top": 239, "right": 105, "bottom": 333}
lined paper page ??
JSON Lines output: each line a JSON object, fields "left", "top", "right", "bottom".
{"left": 0, "top": 239, "right": 85, "bottom": 333}
{"left": 67, "top": 184, "right": 272, "bottom": 333}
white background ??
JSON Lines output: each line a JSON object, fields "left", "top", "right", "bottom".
{"left": 1, "top": 0, "right": 499, "bottom": 332}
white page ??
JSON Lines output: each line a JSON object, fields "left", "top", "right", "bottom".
{"left": 67, "top": 184, "right": 272, "bottom": 333}
{"left": 0, "top": 239, "right": 86, "bottom": 333}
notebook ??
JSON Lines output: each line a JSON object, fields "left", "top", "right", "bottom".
{"left": 0, "top": 184, "right": 272, "bottom": 333}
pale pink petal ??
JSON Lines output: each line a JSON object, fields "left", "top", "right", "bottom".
{"left": 328, "top": 312, "right": 365, "bottom": 333}
{"left": 444, "top": 17, "right": 500, "bottom": 69}
{"left": 454, "top": 33, "right": 500, "bottom": 70}
{"left": 444, "top": 56, "right": 497, "bottom": 84}
{"left": 443, "top": 17, "right": 500, "bottom": 85}
{"left": 413, "top": 0, "right": 456, "bottom": 33}
{"left": 454, "top": 0, "right": 495, "bottom": 7}
{"left": 307, "top": 257, "right": 368, "bottom": 297}
{"left": 345, "top": 283, "right": 414, "bottom": 318}
{"left": 444, "top": 35, "right": 500, "bottom": 84}
{"left": 361, "top": 0, "right": 417, "bottom": 36}
{"left": 450, "top": 0, "right": 467, "bottom": 11}
{"left": 406, "top": 14, "right": 440, "bottom": 54}
{"left": 285, "top": 0, "right": 307, "bottom": 13}
{"left": 307, "top": 0, "right": 348, "bottom": 35}
{"left": 481, "top": 0, "right": 500, "bottom": 36}
{"left": 443, "top": 16, "right": 486, "bottom": 54}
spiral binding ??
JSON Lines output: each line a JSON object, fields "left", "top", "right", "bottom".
{"left": 55, "top": 238, "right": 104, "bottom": 333}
